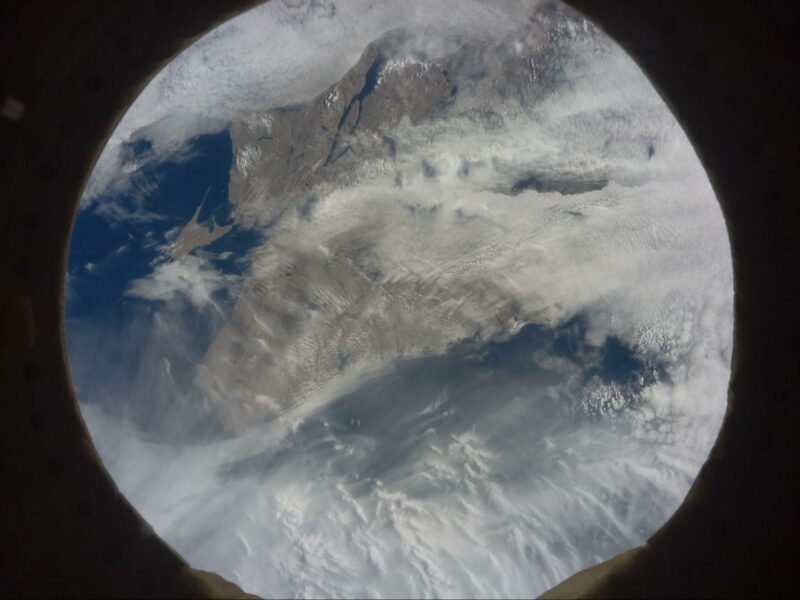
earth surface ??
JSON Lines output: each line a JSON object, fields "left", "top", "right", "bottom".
{"left": 66, "top": 1, "right": 733, "bottom": 597}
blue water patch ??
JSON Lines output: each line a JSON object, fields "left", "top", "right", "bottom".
{"left": 67, "top": 130, "right": 259, "bottom": 322}
{"left": 66, "top": 129, "right": 262, "bottom": 438}
{"left": 203, "top": 225, "right": 264, "bottom": 277}
{"left": 466, "top": 318, "right": 655, "bottom": 389}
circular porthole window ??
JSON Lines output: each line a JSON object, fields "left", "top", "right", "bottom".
{"left": 65, "top": 1, "right": 733, "bottom": 597}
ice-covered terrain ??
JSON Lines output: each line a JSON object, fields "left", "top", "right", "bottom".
{"left": 67, "top": 1, "right": 733, "bottom": 598}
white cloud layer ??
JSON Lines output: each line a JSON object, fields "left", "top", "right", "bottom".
{"left": 82, "top": 0, "right": 543, "bottom": 206}
{"left": 125, "top": 253, "right": 238, "bottom": 313}
{"left": 200, "top": 9, "right": 732, "bottom": 435}
{"left": 69, "top": 1, "right": 734, "bottom": 598}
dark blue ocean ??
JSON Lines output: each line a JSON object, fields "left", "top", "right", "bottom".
{"left": 67, "top": 130, "right": 261, "bottom": 324}
{"left": 65, "top": 131, "right": 261, "bottom": 439}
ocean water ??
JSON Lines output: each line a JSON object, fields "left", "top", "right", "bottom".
{"left": 66, "top": 131, "right": 260, "bottom": 440}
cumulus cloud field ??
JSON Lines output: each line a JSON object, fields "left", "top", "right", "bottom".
{"left": 67, "top": 1, "right": 733, "bottom": 597}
